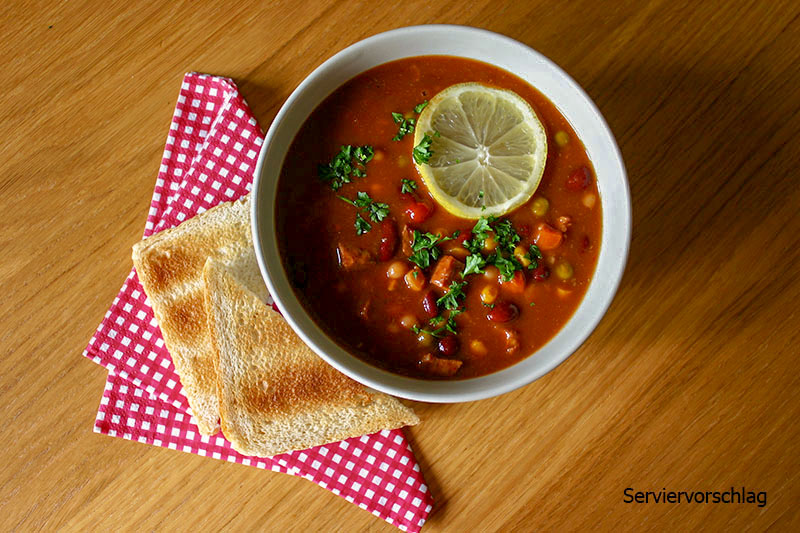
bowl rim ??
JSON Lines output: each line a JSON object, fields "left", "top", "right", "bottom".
{"left": 252, "top": 24, "right": 631, "bottom": 403}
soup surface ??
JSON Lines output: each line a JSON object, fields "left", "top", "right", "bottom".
{"left": 276, "top": 56, "right": 601, "bottom": 379}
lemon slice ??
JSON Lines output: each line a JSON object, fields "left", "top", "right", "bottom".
{"left": 414, "top": 83, "right": 548, "bottom": 219}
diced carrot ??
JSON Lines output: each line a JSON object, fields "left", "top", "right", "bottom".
{"left": 501, "top": 270, "right": 526, "bottom": 294}
{"left": 534, "top": 222, "right": 563, "bottom": 250}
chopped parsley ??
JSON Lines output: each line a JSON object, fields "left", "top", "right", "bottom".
{"left": 413, "top": 132, "right": 437, "bottom": 165}
{"left": 391, "top": 112, "right": 416, "bottom": 141}
{"left": 464, "top": 216, "right": 495, "bottom": 254}
{"left": 338, "top": 192, "right": 389, "bottom": 234}
{"left": 413, "top": 100, "right": 428, "bottom": 114}
{"left": 490, "top": 254, "right": 522, "bottom": 282}
{"left": 462, "top": 253, "right": 486, "bottom": 276}
{"left": 400, "top": 178, "right": 418, "bottom": 194}
{"left": 411, "top": 308, "right": 462, "bottom": 337}
{"left": 526, "top": 244, "right": 543, "bottom": 269}
{"left": 354, "top": 214, "right": 371, "bottom": 235}
{"left": 408, "top": 230, "right": 452, "bottom": 269}
{"left": 318, "top": 145, "right": 374, "bottom": 190}
{"left": 436, "top": 281, "right": 467, "bottom": 310}
{"left": 462, "top": 215, "right": 527, "bottom": 281}
{"left": 492, "top": 218, "right": 521, "bottom": 254}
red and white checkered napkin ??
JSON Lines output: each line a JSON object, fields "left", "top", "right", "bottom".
{"left": 83, "top": 73, "right": 432, "bottom": 532}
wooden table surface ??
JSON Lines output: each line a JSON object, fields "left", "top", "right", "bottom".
{"left": 3, "top": 0, "right": 799, "bottom": 530}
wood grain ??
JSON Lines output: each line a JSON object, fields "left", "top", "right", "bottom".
{"left": 2, "top": 0, "right": 799, "bottom": 530}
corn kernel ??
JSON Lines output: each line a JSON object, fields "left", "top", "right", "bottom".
{"left": 554, "top": 131, "right": 569, "bottom": 147}
{"left": 513, "top": 245, "right": 531, "bottom": 267}
{"left": 470, "top": 340, "right": 488, "bottom": 356}
{"left": 480, "top": 285, "right": 498, "bottom": 305}
{"left": 483, "top": 265, "right": 500, "bottom": 282}
{"left": 555, "top": 261, "right": 574, "bottom": 280}
{"left": 417, "top": 331, "right": 434, "bottom": 346}
{"left": 400, "top": 314, "right": 419, "bottom": 329}
{"left": 531, "top": 197, "right": 549, "bottom": 217}
{"left": 483, "top": 235, "right": 498, "bottom": 252}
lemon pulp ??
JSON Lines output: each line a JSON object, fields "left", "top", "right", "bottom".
{"left": 414, "top": 83, "right": 548, "bottom": 219}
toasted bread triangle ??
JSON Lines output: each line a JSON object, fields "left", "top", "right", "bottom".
{"left": 203, "top": 255, "right": 419, "bottom": 457}
{"left": 132, "top": 195, "right": 252, "bottom": 435}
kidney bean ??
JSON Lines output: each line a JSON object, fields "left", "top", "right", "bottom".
{"left": 421, "top": 290, "right": 438, "bottom": 318}
{"left": 531, "top": 263, "right": 550, "bottom": 282}
{"left": 566, "top": 166, "right": 592, "bottom": 191}
{"left": 437, "top": 336, "right": 459, "bottom": 357}
{"left": 378, "top": 219, "right": 398, "bottom": 261}
{"left": 487, "top": 301, "right": 519, "bottom": 322}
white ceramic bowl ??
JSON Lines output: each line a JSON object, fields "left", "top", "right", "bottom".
{"left": 252, "top": 25, "right": 630, "bottom": 403}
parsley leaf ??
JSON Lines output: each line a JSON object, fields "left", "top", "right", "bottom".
{"left": 318, "top": 145, "right": 374, "bottom": 190}
{"left": 413, "top": 133, "right": 435, "bottom": 164}
{"left": 436, "top": 281, "right": 467, "bottom": 310}
{"left": 490, "top": 254, "right": 523, "bottom": 282}
{"left": 493, "top": 218, "right": 521, "bottom": 253}
{"left": 367, "top": 202, "right": 389, "bottom": 222}
{"left": 400, "top": 178, "right": 418, "bottom": 194}
{"left": 429, "top": 315, "right": 445, "bottom": 327}
{"left": 413, "top": 100, "right": 428, "bottom": 114}
{"left": 462, "top": 253, "right": 486, "bottom": 276}
{"left": 354, "top": 214, "right": 371, "bottom": 235}
{"left": 338, "top": 192, "right": 390, "bottom": 234}
{"left": 408, "top": 231, "right": 451, "bottom": 269}
{"left": 413, "top": 308, "right": 463, "bottom": 337}
{"left": 391, "top": 112, "right": 416, "bottom": 141}
{"left": 445, "top": 308, "right": 463, "bottom": 334}
{"left": 526, "top": 244, "right": 543, "bottom": 269}
{"left": 463, "top": 215, "right": 495, "bottom": 253}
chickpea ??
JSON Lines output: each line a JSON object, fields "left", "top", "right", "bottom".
{"left": 480, "top": 285, "right": 498, "bottom": 306}
{"left": 530, "top": 197, "right": 549, "bottom": 217}
{"left": 554, "top": 131, "right": 569, "bottom": 147}
{"left": 557, "top": 287, "right": 573, "bottom": 299}
{"left": 397, "top": 155, "right": 409, "bottom": 168}
{"left": 483, "top": 235, "right": 498, "bottom": 253}
{"left": 405, "top": 267, "right": 426, "bottom": 291}
{"left": 400, "top": 314, "right": 419, "bottom": 329}
{"left": 554, "top": 261, "right": 574, "bottom": 280}
{"left": 470, "top": 339, "right": 488, "bottom": 356}
{"left": 386, "top": 261, "right": 409, "bottom": 279}
{"left": 483, "top": 265, "right": 500, "bottom": 282}
{"left": 582, "top": 192, "right": 597, "bottom": 208}
{"left": 373, "top": 149, "right": 385, "bottom": 162}
{"left": 417, "top": 331, "right": 434, "bottom": 347}
{"left": 513, "top": 245, "right": 531, "bottom": 267}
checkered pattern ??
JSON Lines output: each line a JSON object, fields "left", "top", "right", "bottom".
{"left": 83, "top": 73, "right": 432, "bottom": 532}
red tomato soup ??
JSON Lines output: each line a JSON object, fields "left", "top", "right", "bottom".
{"left": 276, "top": 56, "right": 601, "bottom": 379}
